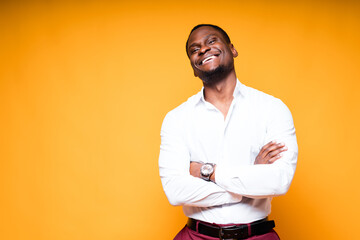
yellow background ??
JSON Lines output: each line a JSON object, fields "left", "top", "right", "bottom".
{"left": 1, "top": 1, "right": 359, "bottom": 239}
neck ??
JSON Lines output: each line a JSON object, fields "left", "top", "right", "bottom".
{"left": 203, "top": 71, "right": 237, "bottom": 104}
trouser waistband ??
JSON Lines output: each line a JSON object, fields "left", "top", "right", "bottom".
{"left": 187, "top": 218, "right": 275, "bottom": 240}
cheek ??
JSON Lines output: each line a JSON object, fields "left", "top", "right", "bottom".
{"left": 190, "top": 61, "right": 198, "bottom": 72}
{"left": 223, "top": 51, "right": 234, "bottom": 63}
{"left": 190, "top": 58, "right": 199, "bottom": 69}
{"left": 190, "top": 56, "right": 197, "bottom": 64}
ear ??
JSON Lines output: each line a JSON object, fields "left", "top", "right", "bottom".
{"left": 230, "top": 43, "right": 238, "bottom": 58}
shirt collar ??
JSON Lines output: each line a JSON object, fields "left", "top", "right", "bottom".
{"left": 194, "top": 79, "right": 244, "bottom": 106}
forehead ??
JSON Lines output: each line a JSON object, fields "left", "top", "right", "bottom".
{"left": 188, "top": 26, "right": 226, "bottom": 46}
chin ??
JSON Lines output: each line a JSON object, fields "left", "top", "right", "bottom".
{"left": 199, "top": 65, "right": 232, "bottom": 85}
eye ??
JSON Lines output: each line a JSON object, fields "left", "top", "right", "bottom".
{"left": 208, "top": 38, "right": 216, "bottom": 44}
{"left": 190, "top": 48, "right": 199, "bottom": 54}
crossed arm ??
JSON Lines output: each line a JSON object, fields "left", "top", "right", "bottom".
{"left": 189, "top": 141, "right": 288, "bottom": 182}
{"left": 159, "top": 101, "right": 298, "bottom": 207}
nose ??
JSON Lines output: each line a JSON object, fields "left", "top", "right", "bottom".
{"left": 199, "top": 45, "right": 211, "bottom": 55}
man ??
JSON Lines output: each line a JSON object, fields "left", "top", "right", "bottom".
{"left": 159, "top": 24, "right": 298, "bottom": 240}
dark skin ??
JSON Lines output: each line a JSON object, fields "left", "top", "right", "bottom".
{"left": 187, "top": 26, "right": 238, "bottom": 118}
{"left": 187, "top": 26, "right": 287, "bottom": 181}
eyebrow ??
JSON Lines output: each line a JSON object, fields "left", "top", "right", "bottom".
{"left": 188, "top": 34, "right": 218, "bottom": 50}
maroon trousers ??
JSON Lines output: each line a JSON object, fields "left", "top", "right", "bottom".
{"left": 173, "top": 225, "right": 280, "bottom": 240}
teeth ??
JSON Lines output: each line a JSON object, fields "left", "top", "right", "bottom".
{"left": 201, "top": 56, "right": 215, "bottom": 65}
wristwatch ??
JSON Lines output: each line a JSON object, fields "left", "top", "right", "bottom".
{"left": 200, "top": 163, "right": 215, "bottom": 181}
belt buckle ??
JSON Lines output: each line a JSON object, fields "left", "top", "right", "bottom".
{"left": 219, "top": 227, "right": 226, "bottom": 240}
{"left": 219, "top": 225, "right": 248, "bottom": 240}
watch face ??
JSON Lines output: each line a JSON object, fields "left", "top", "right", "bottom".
{"left": 201, "top": 164, "right": 213, "bottom": 177}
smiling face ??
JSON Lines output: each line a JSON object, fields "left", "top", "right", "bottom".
{"left": 186, "top": 26, "right": 238, "bottom": 85}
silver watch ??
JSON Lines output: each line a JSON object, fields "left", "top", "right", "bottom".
{"left": 200, "top": 163, "right": 214, "bottom": 181}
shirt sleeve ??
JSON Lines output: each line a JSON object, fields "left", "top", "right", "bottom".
{"left": 215, "top": 99, "right": 298, "bottom": 198}
{"left": 159, "top": 109, "right": 242, "bottom": 207}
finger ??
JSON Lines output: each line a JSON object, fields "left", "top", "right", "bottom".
{"left": 258, "top": 141, "right": 278, "bottom": 156}
{"left": 255, "top": 142, "right": 279, "bottom": 164}
{"left": 263, "top": 145, "right": 287, "bottom": 162}
{"left": 266, "top": 147, "right": 288, "bottom": 163}
{"left": 261, "top": 142, "right": 285, "bottom": 159}
{"left": 268, "top": 154, "right": 282, "bottom": 164}
{"left": 268, "top": 146, "right": 288, "bottom": 157}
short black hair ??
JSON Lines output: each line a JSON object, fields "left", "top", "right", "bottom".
{"left": 186, "top": 24, "right": 231, "bottom": 57}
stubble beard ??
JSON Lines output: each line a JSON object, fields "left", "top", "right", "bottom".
{"left": 198, "top": 64, "right": 234, "bottom": 86}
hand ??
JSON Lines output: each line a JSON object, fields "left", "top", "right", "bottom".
{"left": 189, "top": 162, "right": 202, "bottom": 178}
{"left": 255, "top": 141, "right": 288, "bottom": 164}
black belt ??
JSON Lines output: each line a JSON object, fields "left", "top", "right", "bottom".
{"left": 187, "top": 218, "right": 275, "bottom": 240}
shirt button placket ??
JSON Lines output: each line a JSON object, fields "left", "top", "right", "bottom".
{"left": 218, "top": 114, "right": 225, "bottom": 164}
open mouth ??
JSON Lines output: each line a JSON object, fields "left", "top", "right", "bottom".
{"left": 199, "top": 55, "right": 218, "bottom": 65}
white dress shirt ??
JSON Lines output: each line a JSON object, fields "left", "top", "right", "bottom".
{"left": 159, "top": 80, "right": 298, "bottom": 224}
